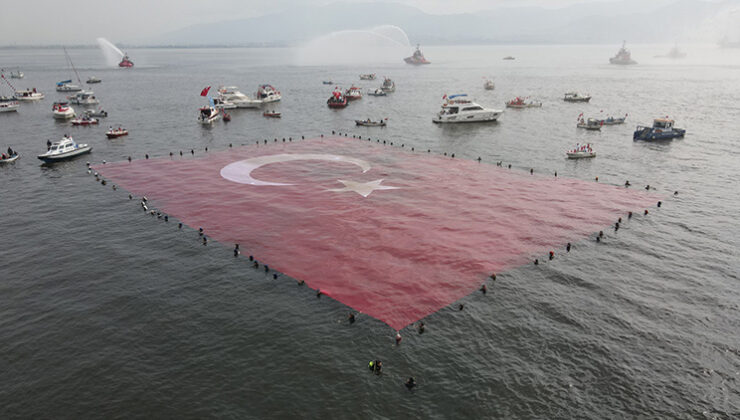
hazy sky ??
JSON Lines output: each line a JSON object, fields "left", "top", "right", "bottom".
{"left": 0, "top": 0, "right": 621, "bottom": 45}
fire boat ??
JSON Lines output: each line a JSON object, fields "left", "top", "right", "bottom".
{"left": 119, "top": 54, "right": 134, "bottom": 68}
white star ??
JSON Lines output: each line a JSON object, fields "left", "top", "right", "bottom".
{"left": 327, "top": 179, "right": 399, "bottom": 197}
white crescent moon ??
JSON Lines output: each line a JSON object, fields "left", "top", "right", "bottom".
{"left": 220, "top": 154, "right": 372, "bottom": 186}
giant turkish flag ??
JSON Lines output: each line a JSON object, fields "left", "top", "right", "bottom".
{"left": 95, "top": 137, "right": 656, "bottom": 330}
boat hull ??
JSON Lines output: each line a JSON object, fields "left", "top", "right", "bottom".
{"left": 53, "top": 111, "right": 75, "bottom": 119}
{"left": 567, "top": 152, "right": 596, "bottom": 159}
{"left": 0, "top": 103, "right": 19, "bottom": 113}
{"left": 633, "top": 128, "right": 685, "bottom": 141}
{"left": 355, "top": 121, "right": 386, "bottom": 127}
{"left": 106, "top": 131, "right": 128, "bottom": 138}
{"left": 0, "top": 154, "right": 20, "bottom": 163}
{"left": 37, "top": 146, "right": 91, "bottom": 163}
{"left": 564, "top": 97, "right": 591, "bottom": 103}
{"left": 15, "top": 94, "right": 44, "bottom": 101}
{"left": 433, "top": 111, "right": 502, "bottom": 124}
{"left": 577, "top": 124, "right": 601, "bottom": 131}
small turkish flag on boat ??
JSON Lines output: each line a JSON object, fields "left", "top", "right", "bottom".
{"left": 200, "top": 86, "right": 211, "bottom": 96}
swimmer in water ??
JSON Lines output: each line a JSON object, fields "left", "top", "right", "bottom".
{"left": 405, "top": 377, "right": 416, "bottom": 389}
{"left": 395, "top": 333, "right": 402, "bottom": 345}
{"left": 348, "top": 313, "right": 355, "bottom": 324}
{"left": 480, "top": 284, "right": 487, "bottom": 294}
{"left": 368, "top": 360, "right": 382, "bottom": 374}
{"left": 418, "top": 322, "right": 425, "bottom": 334}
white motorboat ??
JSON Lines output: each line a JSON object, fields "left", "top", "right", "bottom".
{"left": 0, "top": 97, "right": 20, "bottom": 113}
{"left": 56, "top": 80, "right": 82, "bottom": 92}
{"left": 10, "top": 70, "right": 24, "bottom": 79}
{"left": 564, "top": 92, "right": 591, "bottom": 103}
{"left": 484, "top": 79, "right": 495, "bottom": 90}
{"left": 52, "top": 101, "right": 75, "bottom": 119}
{"left": 506, "top": 97, "right": 542, "bottom": 108}
{"left": 198, "top": 106, "right": 221, "bottom": 125}
{"left": 256, "top": 84, "right": 281, "bottom": 103}
{"left": 217, "top": 86, "right": 262, "bottom": 108}
{"left": 367, "top": 89, "right": 386, "bottom": 97}
{"left": 577, "top": 117, "right": 602, "bottom": 130}
{"left": 86, "top": 76, "right": 102, "bottom": 84}
{"left": 345, "top": 86, "right": 362, "bottom": 101}
{"left": 213, "top": 97, "right": 237, "bottom": 109}
{"left": 37, "top": 136, "right": 91, "bottom": 163}
{"left": 69, "top": 90, "right": 99, "bottom": 106}
{"left": 71, "top": 115, "right": 99, "bottom": 126}
{"left": 14, "top": 88, "right": 44, "bottom": 101}
{"left": 566, "top": 144, "right": 596, "bottom": 159}
{"left": 434, "top": 95, "right": 503, "bottom": 123}
{"left": 380, "top": 78, "right": 395, "bottom": 93}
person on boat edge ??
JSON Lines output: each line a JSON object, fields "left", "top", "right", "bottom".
{"left": 368, "top": 360, "right": 382, "bottom": 375}
{"left": 7, "top": 147, "right": 16, "bottom": 156}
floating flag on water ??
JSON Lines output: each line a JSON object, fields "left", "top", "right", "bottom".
{"left": 95, "top": 137, "right": 657, "bottom": 330}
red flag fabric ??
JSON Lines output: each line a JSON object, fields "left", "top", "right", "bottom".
{"left": 94, "top": 137, "right": 657, "bottom": 330}
{"left": 200, "top": 86, "right": 211, "bottom": 96}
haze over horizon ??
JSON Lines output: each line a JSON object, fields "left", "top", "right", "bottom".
{"left": 0, "top": 0, "right": 738, "bottom": 46}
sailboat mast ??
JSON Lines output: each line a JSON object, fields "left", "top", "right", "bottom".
{"left": 64, "top": 47, "right": 83, "bottom": 86}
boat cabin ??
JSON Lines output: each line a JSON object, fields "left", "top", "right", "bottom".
{"left": 442, "top": 104, "right": 484, "bottom": 115}
{"left": 49, "top": 137, "right": 78, "bottom": 153}
{"left": 653, "top": 118, "right": 675, "bottom": 130}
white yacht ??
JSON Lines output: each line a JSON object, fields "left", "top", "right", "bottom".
{"left": 0, "top": 97, "right": 20, "bottom": 113}
{"left": 218, "top": 86, "right": 262, "bottom": 108}
{"left": 198, "top": 106, "right": 221, "bottom": 125}
{"left": 256, "top": 84, "right": 281, "bottom": 103}
{"left": 434, "top": 95, "right": 503, "bottom": 123}
{"left": 52, "top": 101, "right": 75, "bottom": 119}
{"left": 56, "top": 80, "right": 82, "bottom": 92}
{"left": 37, "top": 136, "right": 91, "bottom": 163}
{"left": 14, "top": 88, "right": 44, "bottom": 101}
{"left": 10, "top": 70, "right": 24, "bottom": 79}
{"left": 69, "top": 90, "right": 99, "bottom": 106}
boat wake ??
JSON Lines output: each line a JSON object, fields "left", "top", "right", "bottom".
{"left": 96, "top": 37, "right": 125, "bottom": 67}
{"left": 295, "top": 25, "right": 411, "bottom": 66}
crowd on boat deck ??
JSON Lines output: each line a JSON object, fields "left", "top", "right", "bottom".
{"left": 570, "top": 143, "right": 593, "bottom": 153}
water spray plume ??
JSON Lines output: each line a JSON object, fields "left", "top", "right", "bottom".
{"left": 296, "top": 25, "right": 411, "bottom": 66}
{"left": 96, "top": 37, "right": 124, "bottom": 67}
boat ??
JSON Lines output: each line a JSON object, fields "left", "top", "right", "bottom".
{"left": 256, "top": 84, "right": 281, "bottom": 103}
{"left": 10, "top": 70, "right": 24, "bottom": 79}
{"left": 52, "top": 101, "right": 75, "bottom": 119}
{"left": 223, "top": 112, "right": 231, "bottom": 122}
{"left": 577, "top": 117, "right": 602, "bottom": 131}
{"left": 502, "top": 56, "right": 515, "bottom": 60}
{"left": 404, "top": 44, "right": 431, "bottom": 65}
{"left": 359, "top": 73, "right": 376, "bottom": 80}
{"left": 633, "top": 118, "right": 685, "bottom": 141}
{"left": 0, "top": 96, "right": 19, "bottom": 113}
{"left": 68, "top": 90, "right": 99, "bottom": 106}
{"left": 0, "top": 153, "right": 20, "bottom": 163}
{"left": 71, "top": 115, "right": 99, "bottom": 126}
{"left": 506, "top": 97, "right": 542, "bottom": 108}
{"left": 355, "top": 118, "right": 386, "bottom": 127}
{"left": 198, "top": 106, "right": 221, "bottom": 125}
{"left": 596, "top": 114, "right": 627, "bottom": 125}
{"left": 610, "top": 41, "right": 637, "bottom": 65}
{"left": 56, "top": 80, "right": 82, "bottom": 92}
{"left": 719, "top": 36, "right": 740, "bottom": 49}
{"left": 217, "top": 86, "right": 262, "bottom": 108}
{"left": 367, "top": 89, "right": 386, "bottom": 97}
{"left": 119, "top": 54, "right": 134, "bottom": 68}
{"left": 566, "top": 144, "right": 596, "bottom": 159}
{"left": 380, "top": 78, "right": 395, "bottom": 93}
{"left": 345, "top": 86, "right": 362, "bottom": 101}
{"left": 484, "top": 79, "right": 495, "bottom": 90}
{"left": 263, "top": 111, "right": 281, "bottom": 118}
{"left": 86, "top": 76, "right": 102, "bottom": 84}
{"left": 322, "top": 81, "right": 333, "bottom": 85}
{"left": 327, "top": 90, "right": 348, "bottom": 108}
{"left": 14, "top": 88, "right": 44, "bottom": 101}
{"left": 564, "top": 92, "right": 591, "bottom": 103}
{"left": 106, "top": 127, "right": 128, "bottom": 138}
{"left": 213, "top": 97, "right": 237, "bottom": 109}
{"left": 37, "top": 135, "right": 91, "bottom": 163}
{"left": 85, "top": 108, "right": 108, "bottom": 118}
{"left": 434, "top": 95, "right": 503, "bottom": 124}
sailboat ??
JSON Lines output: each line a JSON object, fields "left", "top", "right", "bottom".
{"left": 56, "top": 48, "right": 83, "bottom": 92}
{"left": 59, "top": 48, "right": 99, "bottom": 107}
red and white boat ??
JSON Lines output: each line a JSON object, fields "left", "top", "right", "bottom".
{"left": 505, "top": 97, "right": 542, "bottom": 109}
{"left": 119, "top": 54, "right": 134, "bottom": 68}
{"left": 198, "top": 106, "right": 221, "bottom": 125}
{"left": 263, "top": 111, "right": 281, "bottom": 118}
{"left": 345, "top": 86, "right": 362, "bottom": 101}
{"left": 327, "top": 90, "right": 348, "bottom": 108}
{"left": 106, "top": 127, "right": 129, "bottom": 138}
{"left": 71, "top": 115, "right": 99, "bottom": 126}
{"left": 52, "top": 101, "right": 75, "bottom": 119}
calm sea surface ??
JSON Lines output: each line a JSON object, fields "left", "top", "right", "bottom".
{"left": 0, "top": 45, "right": 738, "bottom": 418}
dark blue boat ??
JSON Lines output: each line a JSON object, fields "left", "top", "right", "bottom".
{"left": 634, "top": 118, "right": 685, "bottom": 141}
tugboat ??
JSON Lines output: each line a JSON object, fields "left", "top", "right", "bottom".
{"left": 566, "top": 143, "right": 596, "bottom": 159}
{"left": 106, "top": 127, "right": 129, "bottom": 138}
{"left": 505, "top": 97, "right": 542, "bottom": 108}
{"left": 610, "top": 41, "right": 637, "bottom": 65}
{"left": 327, "top": 90, "right": 348, "bottom": 108}
{"left": 380, "top": 77, "right": 395, "bottom": 93}
{"left": 119, "top": 54, "right": 134, "bottom": 68}
{"left": 359, "top": 73, "right": 376, "bottom": 80}
{"left": 52, "top": 101, "right": 75, "bottom": 119}
{"left": 564, "top": 92, "right": 591, "bottom": 103}
{"left": 404, "top": 44, "right": 430, "bottom": 65}
{"left": 37, "top": 135, "right": 91, "bottom": 163}
{"left": 345, "top": 86, "right": 362, "bottom": 101}
{"left": 633, "top": 118, "right": 685, "bottom": 141}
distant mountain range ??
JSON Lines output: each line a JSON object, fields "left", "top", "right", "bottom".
{"left": 151, "top": 0, "right": 740, "bottom": 46}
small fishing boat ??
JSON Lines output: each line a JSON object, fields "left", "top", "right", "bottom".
{"left": 69, "top": 90, "right": 99, "bottom": 106}
{"left": 359, "top": 73, "right": 376, "bottom": 80}
{"left": 327, "top": 90, "right": 348, "bottom": 108}
{"left": 86, "top": 76, "right": 102, "bottom": 84}
{"left": 256, "top": 84, "right": 281, "bottom": 103}
{"left": 564, "top": 92, "right": 591, "bottom": 103}
{"left": 355, "top": 118, "right": 387, "bottom": 127}
{"left": 597, "top": 114, "right": 627, "bottom": 125}
{"left": 0, "top": 153, "right": 20, "bottom": 163}
{"left": 577, "top": 117, "right": 602, "bottom": 131}
{"left": 633, "top": 118, "right": 685, "bottom": 141}
{"left": 345, "top": 86, "right": 362, "bottom": 101}
{"left": 404, "top": 44, "right": 430, "bottom": 65}
{"left": 85, "top": 108, "right": 108, "bottom": 118}
{"left": 484, "top": 79, "right": 495, "bottom": 90}
{"left": 71, "top": 115, "right": 98, "bottom": 126}
{"left": 198, "top": 106, "right": 221, "bottom": 125}
{"left": 263, "top": 111, "right": 281, "bottom": 118}
{"left": 322, "top": 81, "right": 333, "bottom": 85}
{"left": 38, "top": 136, "right": 91, "bottom": 163}
{"left": 56, "top": 80, "right": 82, "bottom": 92}
{"left": 566, "top": 144, "right": 596, "bottom": 159}
{"left": 119, "top": 54, "right": 134, "bottom": 68}
{"left": 506, "top": 97, "right": 542, "bottom": 108}
{"left": 0, "top": 96, "right": 19, "bottom": 113}
{"left": 52, "top": 101, "right": 75, "bottom": 119}
{"left": 14, "top": 88, "right": 44, "bottom": 101}
{"left": 380, "top": 77, "right": 395, "bottom": 93}
{"left": 503, "top": 56, "right": 515, "bottom": 60}
{"left": 610, "top": 41, "right": 637, "bottom": 65}
{"left": 10, "top": 70, "right": 24, "bottom": 79}
{"left": 106, "top": 127, "right": 128, "bottom": 138}
{"left": 367, "top": 89, "right": 386, "bottom": 97}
